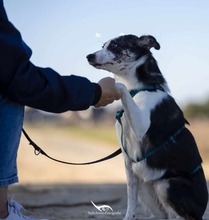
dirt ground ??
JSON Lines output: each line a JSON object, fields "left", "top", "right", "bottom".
{"left": 8, "top": 120, "right": 209, "bottom": 220}
{"left": 8, "top": 183, "right": 209, "bottom": 220}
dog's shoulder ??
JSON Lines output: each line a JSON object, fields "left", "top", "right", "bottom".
{"left": 133, "top": 90, "right": 168, "bottom": 115}
{"left": 148, "top": 93, "right": 187, "bottom": 140}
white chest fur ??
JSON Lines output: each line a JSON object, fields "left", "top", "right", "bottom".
{"left": 115, "top": 88, "right": 167, "bottom": 182}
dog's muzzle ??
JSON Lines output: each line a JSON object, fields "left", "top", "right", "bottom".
{"left": 86, "top": 54, "right": 96, "bottom": 63}
{"left": 86, "top": 53, "right": 102, "bottom": 67}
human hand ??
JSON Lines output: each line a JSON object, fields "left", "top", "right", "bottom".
{"left": 95, "top": 77, "right": 121, "bottom": 107}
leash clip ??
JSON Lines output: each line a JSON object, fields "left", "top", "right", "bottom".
{"left": 34, "top": 149, "right": 41, "bottom": 156}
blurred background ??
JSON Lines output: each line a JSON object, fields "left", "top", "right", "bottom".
{"left": 4, "top": 0, "right": 209, "bottom": 184}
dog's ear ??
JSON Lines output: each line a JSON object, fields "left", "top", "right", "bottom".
{"left": 138, "top": 35, "right": 160, "bottom": 50}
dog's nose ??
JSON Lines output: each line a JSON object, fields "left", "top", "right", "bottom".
{"left": 86, "top": 54, "right": 95, "bottom": 62}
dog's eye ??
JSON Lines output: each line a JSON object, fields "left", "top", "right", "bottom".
{"left": 110, "top": 43, "right": 118, "bottom": 49}
{"left": 108, "top": 43, "right": 119, "bottom": 51}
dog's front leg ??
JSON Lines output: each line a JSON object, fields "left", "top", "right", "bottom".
{"left": 124, "top": 158, "right": 139, "bottom": 220}
{"left": 116, "top": 83, "right": 150, "bottom": 140}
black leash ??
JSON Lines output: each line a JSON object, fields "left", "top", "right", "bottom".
{"left": 21, "top": 84, "right": 165, "bottom": 166}
{"left": 22, "top": 128, "right": 122, "bottom": 165}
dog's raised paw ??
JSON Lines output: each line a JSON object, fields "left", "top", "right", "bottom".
{"left": 115, "top": 82, "right": 129, "bottom": 97}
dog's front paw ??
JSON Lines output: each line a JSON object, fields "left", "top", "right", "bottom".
{"left": 115, "top": 83, "right": 128, "bottom": 97}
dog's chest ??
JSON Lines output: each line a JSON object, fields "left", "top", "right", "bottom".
{"left": 116, "top": 91, "right": 167, "bottom": 152}
{"left": 116, "top": 91, "right": 167, "bottom": 181}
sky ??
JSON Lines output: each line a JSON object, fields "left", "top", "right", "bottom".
{"left": 4, "top": 0, "right": 209, "bottom": 106}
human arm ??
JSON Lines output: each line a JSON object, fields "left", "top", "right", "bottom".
{"left": 0, "top": 1, "right": 121, "bottom": 112}
{"left": 0, "top": 6, "right": 102, "bottom": 113}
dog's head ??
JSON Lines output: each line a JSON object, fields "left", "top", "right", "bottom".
{"left": 87, "top": 35, "right": 160, "bottom": 75}
{"left": 87, "top": 34, "right": 167, "bottom": 89}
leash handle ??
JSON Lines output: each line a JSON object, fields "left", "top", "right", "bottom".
{"left": 22, "top": 128, "right": 121, "bottom": 165}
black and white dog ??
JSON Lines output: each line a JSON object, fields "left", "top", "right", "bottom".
{"left": 87, "top": 35, "right": 208, "bottom": 220}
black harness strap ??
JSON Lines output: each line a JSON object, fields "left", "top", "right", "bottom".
{"left": 22, "top": 128, "right": 121, "bottom": 165}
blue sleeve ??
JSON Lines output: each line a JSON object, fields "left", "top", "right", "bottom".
{"left": 0, "top": 2, "right": 101, "bottom": 113}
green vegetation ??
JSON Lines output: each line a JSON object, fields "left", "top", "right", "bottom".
{"left": 183, "top": 99, "right": 209, "bottom": 119}
{"left": 66, "top": 126, "right": 118, "bottom": 145}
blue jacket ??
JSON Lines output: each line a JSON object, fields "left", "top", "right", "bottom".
{"left": 0, "top": 0, "right": 101, "bottom": 113}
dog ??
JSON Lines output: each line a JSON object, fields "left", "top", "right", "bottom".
{"left": 87, "top": 35, "right": 208, "bottom": 220}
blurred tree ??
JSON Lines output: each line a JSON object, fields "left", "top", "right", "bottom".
{"left": 184, "top": 99, "right": 209, "bottom": 118}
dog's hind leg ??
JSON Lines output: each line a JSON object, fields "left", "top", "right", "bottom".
{"left": 138, "top": 182, "right": 168, "bottom": 219}
{"left": 166, "top": 172, "right": 208, "bottom": 220}
{"left": 155, "top": 171, "right": 208, "bottom": 220}
{"left": 154, "top": 180, "right": 180, "bottom": 219}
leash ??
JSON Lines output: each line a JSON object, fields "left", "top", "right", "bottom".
{"left": 22, "top": 128, "right": 122, "bottom": 165}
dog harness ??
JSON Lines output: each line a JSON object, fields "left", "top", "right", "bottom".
{"left": 116, "top": 84, "right": 202, "bottom": 175}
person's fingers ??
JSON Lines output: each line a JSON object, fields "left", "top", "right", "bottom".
{"left": 95, "top": 77, "right": 121, "bottom": 107}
